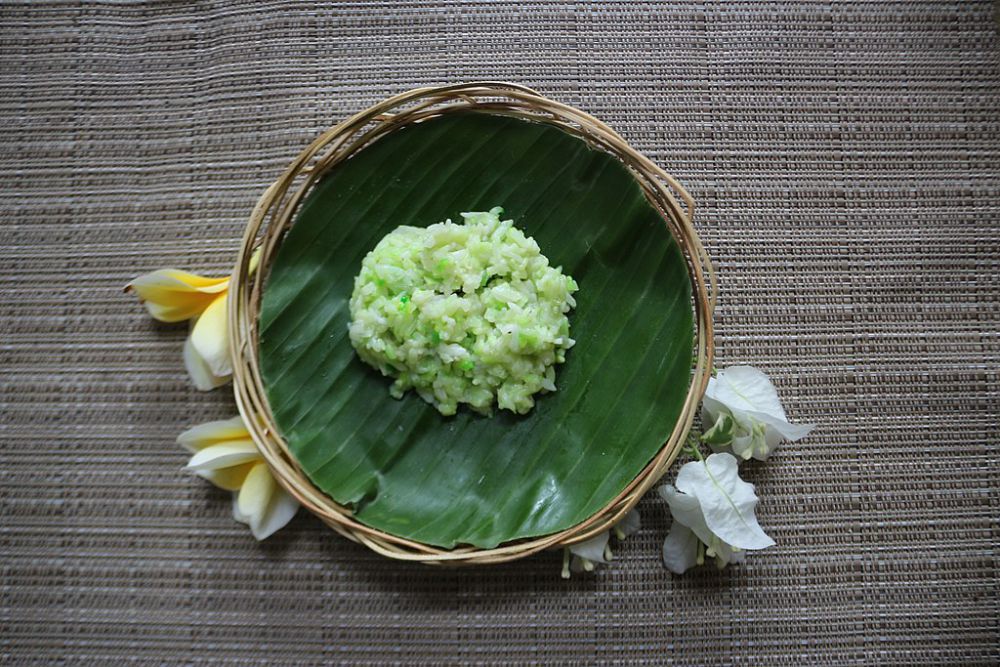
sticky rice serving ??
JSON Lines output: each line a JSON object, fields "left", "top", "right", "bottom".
{"left": 348, "top": 207, "right": 578, "bottom": 416}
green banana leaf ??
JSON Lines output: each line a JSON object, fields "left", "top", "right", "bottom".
{"left": 259, "top": 112, "right": 693, "bottom": 549}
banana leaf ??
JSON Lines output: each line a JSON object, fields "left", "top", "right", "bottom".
{"left": 259, "top": 112, "right": 693, "bottom": 549}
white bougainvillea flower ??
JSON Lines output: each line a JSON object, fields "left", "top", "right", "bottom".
{"left": 701, "top": 365, "right": 815, "bottom": 461}
{"left": 126, "top": 251, "right": 259, "bottom": 391}
{"left": 178, "top": 415, "right": 299, "bottom": 540}
{"left": 659, "top": 453, "right": 773, "bottom": 574}
{"left": 613, "top": 507, "right": 641, "bottom": 541}
{"left": 561, "top": 509, "right": 640, "bottom": 578}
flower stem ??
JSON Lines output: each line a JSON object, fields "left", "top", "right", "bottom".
{"left": 685, "top": 434, "right": 705, "bottom": 462}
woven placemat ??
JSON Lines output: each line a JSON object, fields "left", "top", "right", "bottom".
{"left": 2, "top": 2, "right": 997, "bottom": 664}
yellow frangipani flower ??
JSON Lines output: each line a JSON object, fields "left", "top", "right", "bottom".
{"left": 126, "top": 251, "right": 259, "bottom": 390}
{"left": 125, "top": 269, "right": 229, "bottom": 322}
{"left": 178, "top": 415, "right": 299, "bottom": 540}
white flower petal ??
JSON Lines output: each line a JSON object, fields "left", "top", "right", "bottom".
{"left": 568, "top": 530, "right": 611, "bottom": 564}
{"left": 662, "top": 522, "right": 700, "bottom": 574}
{"left": 186, "top": 441, "right": 260, "bottom": 472}
{"left": 701, "top": 367, "right": 815, "bottom": 461}
{"left": 232, "top": 491, "right": 248, "bottom": 524}
{"left": 674, "top": 453, "right": 775, "bottom": 550}
{"left": 747, "top": 410, "right": 816, "bottom": 443}
{"left": 184, "top": 336, "right": 230, "bottom": 391}
{"left": 177, "top": 415, "right": 248, "bottom": 452}
{"left": 614, "top": 508, "right": 641, "bottom": 540}
{"left": 251, "top": 486, "right": 300, "bottom": 540}
{"left": 706, "top": 366, "right": 787, "bottom": 421}
{"left": 570, "top": 555, "right": 598, "bottom": 573}
{"left": 238, "top": 463, "right": 276, "bottom": 537}
{"left": 709, "top": 541, "right": 744, "bottom": 568}
{"left": 659, "top": 484, "right": 716, "bottom": 548}
{"left": 700, "top": 394, "right": 724, "bottom": 427}
{"left": 729, "top": 432, "right": 756, "bottom": 460}
{"left": 702, "top": 396, "right": 754, "bottom": 449}
{"left": 190, "top": 294, "right": 232, "bottom": 377}
{"left": 199, "top": 462, "right": 256, "bottom": 492}
{"left": 728, "top": 408, "right": 757, "bottom": 436}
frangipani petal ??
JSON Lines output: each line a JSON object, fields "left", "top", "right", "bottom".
{"left": 126, "top": 269, "right": 229, "bottom": 323}
{"left": 238, "top": 463, "right": 275, "bottom": 535}
{"left": 662, "top": 522, "right": 700, "bottom": 574}
{"left": 252, "top": 486, "right": 300, "bottom": 540}
{"left": 177, "top": 415, "right": 249, "bottom": 452}
{"left": 186, "top": 440, "right": 260, "bottom": 473}
{"left": 184, "top": 336, "right": 230, "bottom": 391}
{"left": 179, "top": 414, "right": 296, "bottom": 540}
{"left": 232, "top": 491, "right": 248, "bottom": 524}
{"left": 674, "top": 453, "right": 775, "bottom": 550}
{"left": 190, "top": 294, "right": 232, "bottom": 378}
{"left": 200, "top": 461, "right": 256, "bottom": 491}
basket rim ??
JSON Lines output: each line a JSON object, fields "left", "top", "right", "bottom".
{"left": 227, "top": 82, "right": 716, "bottom": 565}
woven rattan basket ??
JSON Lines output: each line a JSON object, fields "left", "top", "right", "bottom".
{"left": 228, "top": 82, "right": 716, "bottom": 565}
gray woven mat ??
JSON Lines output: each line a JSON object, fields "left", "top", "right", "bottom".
{"left": 2, "top": 2, "right": 998, "bottom": 664}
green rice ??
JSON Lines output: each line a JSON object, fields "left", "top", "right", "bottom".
{"left": 348, "top": 207, "right": 578, "bottom": 416}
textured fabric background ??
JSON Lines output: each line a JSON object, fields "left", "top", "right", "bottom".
{"left": 2, "top": 1, "right": 998, "bottom": 664}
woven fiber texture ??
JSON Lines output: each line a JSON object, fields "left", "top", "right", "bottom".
{"left": 2, "top": 1, "right": 998, "bottom": 665}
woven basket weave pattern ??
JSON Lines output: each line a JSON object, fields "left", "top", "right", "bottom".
{"left": 228, "top": 83, "right": 716, "bottom": 564}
